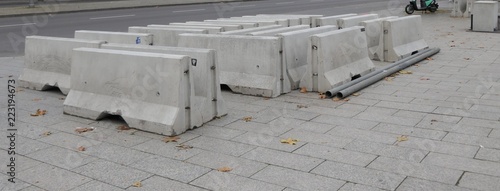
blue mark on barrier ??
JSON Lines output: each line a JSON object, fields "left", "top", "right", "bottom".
{"left": 136, "top": 37, "right": 141, "bottom": 44}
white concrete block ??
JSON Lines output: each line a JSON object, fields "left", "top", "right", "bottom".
{"left": 101, "top": 43, "right": 227, "bottom": 126}
{"left": 18, "top": 36, "right": 105, "bottom": 95}
{"left": 178, "top": 34, "right": 284, "bottom": 97}
{"left": 337, "top": 14, "right": 379, "bottom": 29}
{"left": 187, "top": 21, "right": 257, "bottom": 29}
{"left": 203, "top": 20, "right": 264, "bottom": 27}
{"left": 383, "top": 16, "right": 429, "bottom": 62}
{"left": 451, "top": 0, "right": 467, "bottom": 17}
{"left": 316, "top": 14, "right": 357, "bottom": 27}
{"left": 472, "top": 1, "right": 499, "bottom": 32}
{"left": 169, "top": 23, "right": 242, "bottom": 31}
{"left": 219, "top": 25, "right": 284, "bottom": 35}
{"left": 128, "top": 26, "right": 207, "bottom": 46}
{"left": 300, "top": 26, "right": 375, "bottom": 93}
{"left": 64, "top": 48, "right": 193, "bottom": 135}
{"left": 278, "top": 26, "right": 338, "bottom": 91}
{"left": 360, "top": 16, "right": 398, "bottom": 61}
{"left": 74, "top": 30, "right": 153, "bottom": 45}
{"left": 465, "top": 0, "right": 480, "bottom": 17}
{"left": 242, "top": 15, "right": 301, "bottom": 26}
{"left": 256, "top": 14, "right": 323, "bottom": 28}
{"left": 147, "top": 24, "right": 223, "bottom": 34}
{"left": 219, "top": 17, "right": 288, "bottom": 27}
{"left": 248, "top": 25, "right": 310, "bottom": 36}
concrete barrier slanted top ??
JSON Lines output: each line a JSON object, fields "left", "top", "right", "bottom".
{"left": 383, "top": 15, "right": 428, "bottom": 62}
{"left": 147, "top": 24, "right": 223, "bottom": 34}
{"left": 74, "top": 30, "right": 153, "bottom": 45}
{"left": 337, "top": 14, "right": 379, "bottom": 29}
{"left": 248, "top": 25, "right": 310, "bottom": 36}
{"left": 315, "top": 14, "right": 357, "bottom": 27}
{"left": 219, "top": 25, "right": 283, "bottom": 35}
{"left": 128, "top": 26, "right": 207, "bottom": 46}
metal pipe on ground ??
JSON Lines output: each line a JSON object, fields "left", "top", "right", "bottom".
{"left": 325, "top": 48, "right": 433, "bottom": 97}
{"left": 336, "top": 47, "right": 440, "bottom": 98}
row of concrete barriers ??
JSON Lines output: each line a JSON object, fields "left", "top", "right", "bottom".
{"left": 18, "top": 13, "right": 428, "bottom": 135}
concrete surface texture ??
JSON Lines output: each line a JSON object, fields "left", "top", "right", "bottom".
{"left": 74, "top": 30, "right": 154, "bottom": 45}
{"left": 361, "top": 16, "right": 399, "bottom": 61}
{"left": 472, "top": 1, "right": 499, "bottom": 32}
{"left": 128, "top": 26, "right": 208, "bottom": 46}
{"left": 337, "top": 14, "right": 379, "bottom": 29}
{"left": 383, "top": 15, "right": 429, "bottom": 62}
{"left": 316, "top": 13, "right": 357, "bottom": 27}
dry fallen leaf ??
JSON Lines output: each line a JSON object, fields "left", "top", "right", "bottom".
{"left": 343, "top": 98, "right": 350, "bottom": 102}
{"left": 176, "top": 144, "right": 193, "bottom": 150}
{"left": 41, "top": 131, "right": 52, "bottom": 137}
{"left": 297, "top": 104, "right": 308, "bottom": 109}
{"left": 32, "top": 98, "right": 42, "bottom": 101}
{"left": 420, "top": 77, "right": 430, "bottom": 80}
{"left": 450, "top": 45, "right": 456, "bottom": 47}
{"left": 75, "top": 127, "right": 94, "bottom": 134}
{"left": 299, "top": 87, "right": 307, "bottom": 93}
{"left": 163, "top": 136, "right": 180, "bottom": 143}
{"left": 397, "top": 135, "right": 409, "bottom": 142}
{"left": 431, "top": 119, "right": 438, "bottom": 122}
{"left": 280, "top": 138, "right": 298, "bottom": 145}
{"left": 117, "top": 125, "right": 131, "bottom": 131}
{"left": 59, "top": 97, "right": 65, "bottom": 100}
{"left": 464, "top": 58, "right": 470, "bottom": 60}
{"left": 352, "top": 93, "right": 360, "bottom": 96}
{"left": 132, "top": 181, "right": 142, "bottom": 187}
{"left": 425, "top": 57, "right": 433, "bottom": 61}
{"left": 243, "top": 116, "right": 252, "bottom": 122}
{"left": 77, "top": 146, "right": 86, "bottom": 151}
{"left": 398, "top": 70, "right": 413, "bottom": 74}
{"left": 332, "top": 97, "right": 341, "bottom": 102}
{"left": 16, "top": 88, "right": 24, "bottom": 92}
{"left": 217, "top": 167, "right": 232, "bottom": 172}
{"left": 319, "top": 94, "right": 327, "bottom": 99}
{"left": 384, "top": 77, "right": 394, "bottom": 82}
{"left": 30, "top": 109, "right": 47, "bottom": 117}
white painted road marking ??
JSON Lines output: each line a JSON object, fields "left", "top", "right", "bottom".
{"left": 173, "top": 9, "right": 205, "bottom": 13}
{"left": 0, "top": 23, "right": 36, "bottom": 28}
{"left": 90, "top": 14, "right": 135, "bottom": 20}
{"left": 276, "top": 1, "right": 295, "bottom": 5}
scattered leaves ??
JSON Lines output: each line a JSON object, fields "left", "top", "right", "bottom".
{"left": 319, "top": 94, "right": 327, "bottom": 99}
{"left": 176, "top": 144, "right": 193, "bottom": 150}
{"left": 425, "top": 57, "right": 433, "bottom": 61}
{"left": 299, "top": 87, "right": 307, "bottom": 93}
{"left": 75, "top": 127, "right": 94, "bottom": 134}
{"left": 30, "top": 109, "right": 47, "bottom": 117}
{"left": 384, "top": 77, "right": 394, "bottom": 81}
{"left": 217, "top": 167, "right": 233, "bottom": 172}
{"left": 242, "top": 116, "right": 252, "bottom": 122}
{"left": 163, "top": 136, "right": 180, "bottom": 143}
{"left": 32, "top": 98, "right": 42, "bottom": 101}
{"left": 398, "top": 70, "right": 413, "bottom": 74}
{"left": 396, "top": 135, "right": 409, "bottom": 142}
{"left": 420, "top": 77, "right": 430, "bottom": 80}
{"left": 296, "top": 104, "right": 308, "bottom": 109}
{"left": 77, "top": 146, "right": 86, "bottom": 151}
{"left": 280, "top": 138, "right": 298, "bottom": 145}
{"left": 352, "top": 93, "right": 360, "bottom": 96}
{"left": 117, "top": 125, "right": 131, "bottom": 131}
{"left": 132, "top": 181, "right": 142, "bottom": 187}
{"left": 41, "top": 131, "right": 52, "bottom": 137}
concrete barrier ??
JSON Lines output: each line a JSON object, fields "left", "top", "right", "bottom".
{"left": 74, "top": 30, "right": 153, "bottom": 45}
{"left": 147, "top": 24, "right": 223, "bottom": 34}
{"left": 128, "top": 26, "right": 207, "bottom": 46}
{"left": 383, "top": 16, "right": 428, "bottom": 62}
{"left": 169, "top": 23, "right": 242, "bottom": 31}
{"left": 187, "top": 21, "right": 257, "bottom": 29}
{"left": 101, "top": 43, "right": 227, "bottom": 126}
{"left": 241, "top": 15, "right": 301, "bottom": 26}
{"left": 256, "top": 14, "right": 323, "bottom": 28}
{"left": 64, "top": 48, "right": 193, "bottom": 135}
{"left": 360, "top": 16, "right": 398, "bottom": 61}
{"left": 203, "top": 20, "right": 265, "bottom": 27}
{"left": 219, "top": 25, "right": 283, "bottom": 35}
{"left": 337, "top": 14, "right": 379, "bottom": 29}
{"left": 248, "top": 25, "right": 310, "bottom": 36}
{"left": 315, "top": 14, "right": 357, "bottom": 27}
{"left": 278, "top": 26, "right": 337, "bottom": 91}
{"left": 451, "top": 0, "right": 467, "bottom": 17}
{"left": 218, "top": 17, "right": 288, "bottom": 27}
{"left": 19, "top": 36, "right": 105, "bottom": 95}
{"left": 300, "top": 26, "right": 375, "bottom": 92}
{"left": 178, "top": 34, "right": 284, "bottom": 97}
{"left": 472, "top": 1, "right": 499, "bottom": 32}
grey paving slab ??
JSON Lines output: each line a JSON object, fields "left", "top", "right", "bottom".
{"left": 130, "top": 156, "right": 210, "bottom": 183}
{"left": 251, "top": 165, "right": 345, "bottom": 191}
{"left": 344, "top": 140, "right": 428, "bottom": 162}
{"left": 417, "top": 120, "right": 492, "bottom": 137}
{"left": 287, "top": 121, "right": 335, "bottom": 134}
{"left": 16, "top": 106, "right": 69, "bottom": 126}
{"left": 186, "top": 151, "right": 268, "bottom": 177}
{"left": 232, "top": 132, "right": 305, "bottom": 152}
{"left": 422, "top": 152, "right": 500, "bottom": 177}
{"left": 421, "top": 113, "right": 463, "bottom": 124}
{"left": 279, "top": 108, "right": 321, "bottom": 121}
{"left": 443, "top": 132, "right": 500, "bottom": 149}
{"left": 14, "top": 121, "right": 58, "bottom": 140}
{"left": 470, "top": 104, "right": 500, "bottom": 113}
{"left": 298, "top": 105, "right": 361, "bottom": 118}
{"left": 71, "top": 180, "right": 124, "bottom": 191}
{"left": 226, "top": 101, "right": 268, "bottom": 112}
{"left": 225, "top": 121, "right": 292, "bottom": 136}
{"left": 363, "top": 106, "right": 399, "bottom": 115}
{"left": 490, "top": 129, "right": 500, "bottom": 138}
{"left": 397, "top": 177, "right": 474, "bottom": 191}
{"left": 368, "top": 156, "right": 463, "bottom": 185}
{"left": 125, "top": 176, "right": 206, "bottom": 191}
{"left": 281, "top": 129, "right": 353, "bottom": 148}
{"left": 354, "top": 111, "right": 422, "bottom": 126}
{"left": 0, "top": 175, "right": 31, "bottom": 190}
{"left": 448, "top": 96, "right": 500, "bottom": 107}
{"left": 249, "top": 108, "right": 283, "bottom": 123}
{"left": 393, "top": 90, "right": 449, "bottom": 101}
{"left": 311, "top": 161, "right": 405, "bottom": 190}
{"left": 79, "top": 128, "right": 151, "bottom": 148}
{"left": 293, "top": 143, "right": 377, "bottom": 167}
{"left": 268, "top": 117, "right": 307, "bottom": 129}
{"left": 184, "top": 136, "right": 256, "bottom": 157}
{"left": 434, "top": 106, "right": 500, "bottom": 121}
{"left": 27, "top": 146, "right": 97, "bottom": 170}
{"left": 371, "top": 123, "right": 447, "bottom": 140}
{"left": 189, "top": 125, "right": 246, "bottom": 140}
{"left": 73, "top": 160, "right": 152, "bottom": 189}
{"left": 15, "top": 136, "right": 53, "bottom": 155}
{"left": 241, "top": 147, "right": 324, "bottom": 172}
{"left": 458, "top": 172, "right": 500, "bottom": 191}
{"left": 132, "top": 139, "right": 203, "bottom": 161}
{"left": 18, "top": 163, "right": 92, "bottom": 191}
{"left": 397, "top": 136, "right": 479, "bottom": 158}
{"left": 327, "top": 126, "right": 396, "bottom": 145}
{"left": 335, "top": 103, "right": 369, "bottom": 112}
{"left": 374, "top": 101, "right": 437, "bottom": 113}
{"left": 313, "top": 115, "right": 379, "bottom": 130}
{"left": 346, "top": 97, "right": 380, "bottom": 106}
{"left": 83, "top": 142, "right": 153, "bottom": 165}
{"left": 357, "top": 92, "right": 414, "bottom": 103}
{"left": 459, "top": 117, "right": 500, "bottom": 129}
{"left": 338, "top": 183, "right": 385, "bottom": 191}
{"left": 0, "top": 154, "right": 41, "bottom": 173}
{"left": 47, "top": 120, "right": 97, "bottom": 134}
{"left": 20, "top": 186, "right": 48, "bottom": 191}
{"left": 206, "top": 115, "right": 239, "bottom": 127}
{"left": 191, "top": 170, "right": 284, "bottom": 191}
{"left": 392, "top": 110, "right": 428, "bottom": 120}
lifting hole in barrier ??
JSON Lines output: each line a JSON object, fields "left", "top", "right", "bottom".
{"left": 256, "top": 65, "right": 260, "bottom": 68}
{"left": 191, "top": 59, "right": 197, "bottom": 66}
{"left": 156, "top": 92, "right": 160, "bottom": 96}
{"left": 220, "top": 84, "right": 231, "bottom": 91}
{"left": 351, "top": 74, "right": 361, "bottom": 81}
{"left": 411, "top": 50, "right": 419, "bottom": 55}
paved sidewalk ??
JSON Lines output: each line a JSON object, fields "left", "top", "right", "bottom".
{"left": 1, "top": 12, "right": 500, "bottom": 191}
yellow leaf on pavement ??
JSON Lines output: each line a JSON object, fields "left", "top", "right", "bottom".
{"left": 132, "top": 181, "right": 142, "bottom": 187}
{"left": 397, "top": 135, "right": 409, "bottom": 142}
{"left": 243, "top": 116, "right": 252, "bottom": 122}
{"left": 299, "top": 87, "right": 307, "bottom": 93}
{"left": 163, "top": 136, "right": 179, "bottom": 143}
{"left": 30, "top": 109, "right": 47, "bottom": 117}
{"left": 398, "top": 70, "right": 412, "bottom": 74}
{"left": 217, "top": 167, "right": 232, "bottom": 172}
{"left": 280, "top": 138, "right": 298, "bottom": 145}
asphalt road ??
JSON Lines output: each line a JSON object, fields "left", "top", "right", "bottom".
{"left": 0, "top": 0, "right": 403, "bottom": 57}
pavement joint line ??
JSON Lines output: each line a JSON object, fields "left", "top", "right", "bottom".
{"left": 0, "top": 22, "right": 35, "bottom": 28}
{"left": 172, "top": 8, "right": 206, "bottom": 13}
{"left": 89, "top": 14, "right": 135, "bottom": 20}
